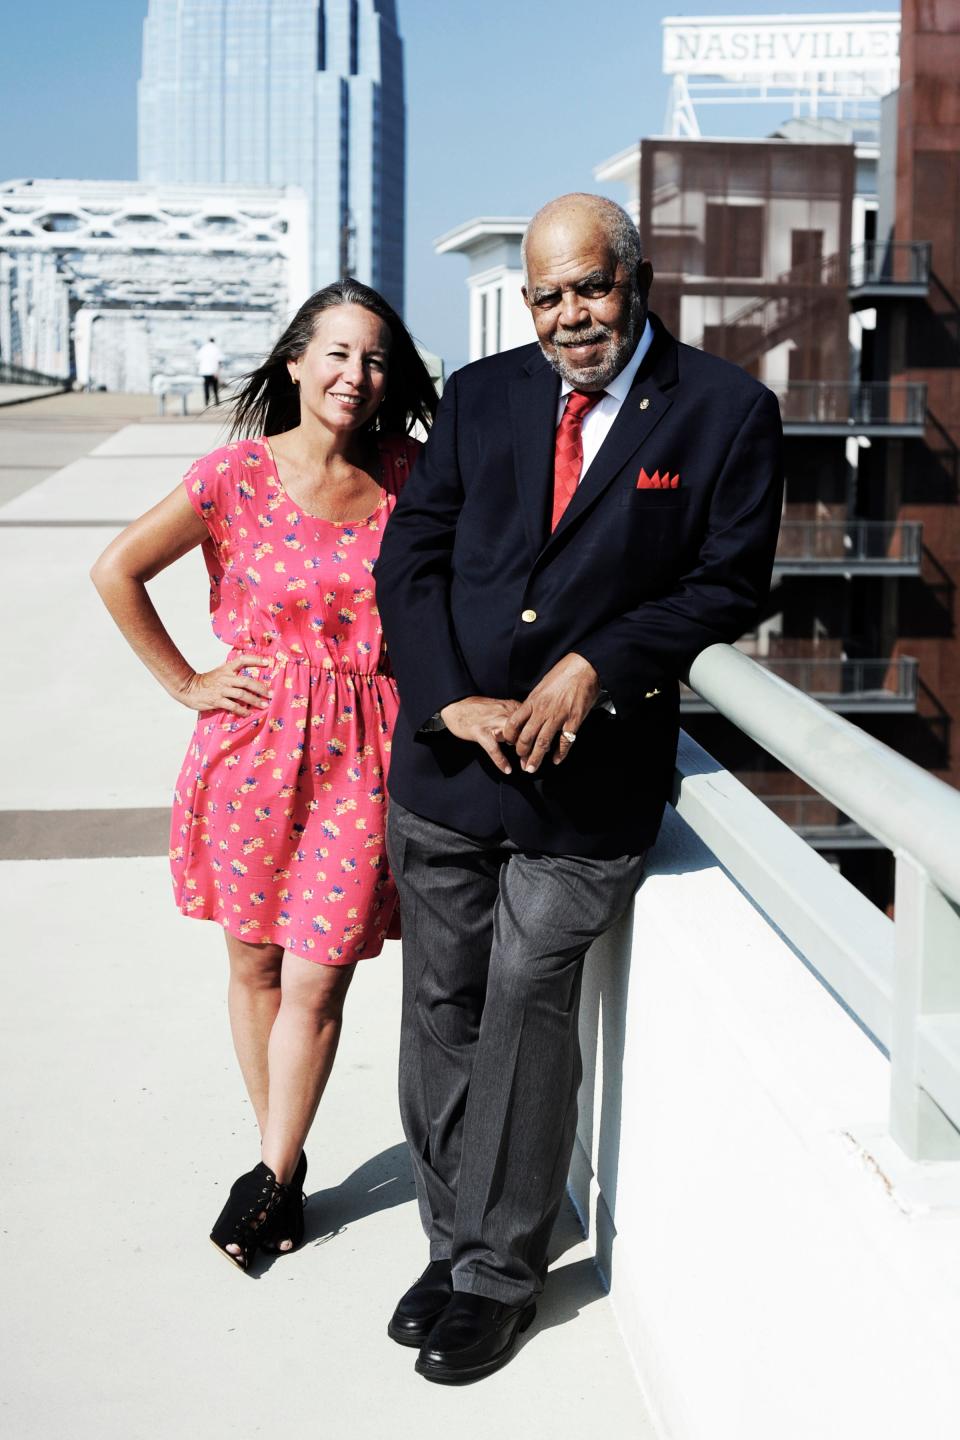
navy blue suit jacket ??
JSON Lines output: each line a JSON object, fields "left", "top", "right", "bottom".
{"left": 375, "top": 316, "right": 783, "bottom": 858}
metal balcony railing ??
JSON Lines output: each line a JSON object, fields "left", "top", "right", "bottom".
{"left": 773, "top": 381, "right": 927, "bottom": 435}
{"left": 758, "top": 793, "right": 883, "bottom": 849}
{"left": 848, "top": 240, "right": 932, "bottom": 292}
{"left": 679, "top": 644, "right": 960, "bottom": 1163}
{"left": 691, "top": 251, "right": 845, "bottom": 365}
{"left": 0, "top": 361, "right": 68, "bottom": 387}
{"left": 682, "top": 656, "right": 919, "bottom": 713}
{"left": 774, "top": 520, "right": 923, "bottom": 576}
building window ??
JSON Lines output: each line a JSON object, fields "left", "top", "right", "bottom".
{"left": 480, "top": 291, "right": 488, "bottom": 357}
{"left": 317, "top": 2, "right": 325, "bottom": 71}
{"left": 790, "top": 229, "right": 824, "bottom": 276}
{"left": 495, "top": 287, "right": 502, "bottom": 353}
{"left": 705, "top": 203, "right": 764, "bottom": 278}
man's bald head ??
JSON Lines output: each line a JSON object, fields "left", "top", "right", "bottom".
{"left": 521, "top": 194, "right": 642, "bottom": 287}
{"left": 520, "top": 193, "right": 652, "bottom": 390}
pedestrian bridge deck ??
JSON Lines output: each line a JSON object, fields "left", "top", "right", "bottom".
{"left": 4, "top": 398, "right": 960, "bottom": 1440}
{"left": 0, "top": 403, "right": 653, "bottom": 1440}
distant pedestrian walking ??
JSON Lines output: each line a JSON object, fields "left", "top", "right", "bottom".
{"left": 197, "top": 337, "right": 222, "bottom": 406}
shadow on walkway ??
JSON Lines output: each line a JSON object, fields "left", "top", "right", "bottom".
{"left": 534, "top": 1257, "right": 607, "bottom": 1337}
{"left": 248, "top": 1142, "right": 416, "bottom": 1278}
{"left": 307, "top": 1141, "right": 417, "bottom": 1241}
{"left": 257, "top": 1137, "right": 603, "bottom": 1345}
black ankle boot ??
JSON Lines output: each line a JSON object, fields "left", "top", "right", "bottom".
{"left": 261, "top": 1151, "right": 308, "bottom": 1255}
{"left": 209, "top": 1162, "right": 291, "bottom": 1272}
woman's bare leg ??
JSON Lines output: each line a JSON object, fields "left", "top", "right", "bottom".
{"left": 260, "top": 953, "right": 357, "bottom": 1185}
{"left": 225, "top": 934, "right": 284, "bottom": 1135}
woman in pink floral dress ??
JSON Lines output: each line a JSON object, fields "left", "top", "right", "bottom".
{"left": 92, "top": 280, "right": 436, "bottom": 1269}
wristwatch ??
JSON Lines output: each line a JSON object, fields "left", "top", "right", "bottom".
{"left": 419, "top": 711, "right": 447, "bottom": 733}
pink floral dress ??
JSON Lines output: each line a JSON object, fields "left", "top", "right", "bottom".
{"left": 170, "top": 434, "right": 418, "bottom": 964}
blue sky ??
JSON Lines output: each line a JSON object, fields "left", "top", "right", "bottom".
{"left": 2, "top": 0, "right": 890, "bottom": 369}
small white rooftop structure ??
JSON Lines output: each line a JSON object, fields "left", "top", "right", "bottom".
{"left": 594, "top": 145, "right": 643, "bottom": 227}
{"left": 434, "top": 217, "right": 533, "bottom": 363}
{"left": 434, "top": 216, "right": 528, "bottom": 257}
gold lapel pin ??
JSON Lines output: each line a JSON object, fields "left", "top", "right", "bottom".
{"left": 639, "top": 397, "right": 650, "bottom": 410}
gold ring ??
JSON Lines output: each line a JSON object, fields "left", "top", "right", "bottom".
{"left": 561, "top": 730, "right": 578, "bottom": 743}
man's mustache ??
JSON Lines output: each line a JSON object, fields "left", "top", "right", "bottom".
{"left": 554, "top": 326, "right": 612, "bottom": 347}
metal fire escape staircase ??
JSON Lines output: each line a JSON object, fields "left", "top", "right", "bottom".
{"left": 692, "top": 252, "right": 842, "bottom": 371}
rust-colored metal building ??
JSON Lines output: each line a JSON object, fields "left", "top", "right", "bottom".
{"left": 642, "top": 1, "right": 958, "bottom": 905}
{"left": 885, "top": 0, "right": 960, "bottom": 803}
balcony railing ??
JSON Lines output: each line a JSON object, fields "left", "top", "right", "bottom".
{"left": 681, "top": 644, "right": 960, "bottom": 1163}
{"left": 0, "top": 361, "right": 68, "bottom": 387}
{"left": 682, "top": 656, "right": 919, "bottom": 713}
{"left": 759, "top": 793, "right": 884, "bottom": 849}
{"left": 774, "top": 381, "right": 927, "bottom": 436}
{"left": 690, "top": 251, "right": 845, "bottom": 366}
{"left": 848, "top": 240, "right": 932, "bottom": 294}
{"left": 774, "top": 520, "right": 923, "bottom": 576}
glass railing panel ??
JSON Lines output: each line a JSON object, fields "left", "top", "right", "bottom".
{"left": 848, "top": 241, "right": 932, "bottom": 287}
{"left": 775, "top": 521, "right": 923, "bottom": 566}
{"left": 773, "top": 382, "right": 927, "bottom": 427}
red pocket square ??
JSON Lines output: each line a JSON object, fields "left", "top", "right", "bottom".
{"left": 637, "top": 468, "right": 680, "bottom": 489}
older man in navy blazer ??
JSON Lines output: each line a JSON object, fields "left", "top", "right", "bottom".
{"left": 375, "top": 193, "right": 783, "bottom": 1383}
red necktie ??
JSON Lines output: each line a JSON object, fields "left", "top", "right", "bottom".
{"left": 552, "top": 389, "right": 605, "bottom": 530}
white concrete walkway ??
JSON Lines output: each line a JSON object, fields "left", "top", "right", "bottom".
{"left": 1, "top": 403, "right": 656, "bottom": 1439}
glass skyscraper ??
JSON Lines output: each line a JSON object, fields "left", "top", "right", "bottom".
{"left": 138, "top": 0, "right": 405, "bottom": 312}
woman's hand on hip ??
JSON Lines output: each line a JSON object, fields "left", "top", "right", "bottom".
{"left": 178, "top": 654, "right": 274, "bottom": 715}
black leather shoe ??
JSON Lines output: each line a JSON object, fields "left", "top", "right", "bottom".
{"left": 415, "top": 1292, "right": 537, "bottom": 1384}
{"left": 387, "top": 1259, "right": 453, "bottom": 1347}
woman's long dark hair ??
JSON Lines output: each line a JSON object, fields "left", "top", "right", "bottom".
{"left": 228, "top": 278, "right": 438, "bottom": 441}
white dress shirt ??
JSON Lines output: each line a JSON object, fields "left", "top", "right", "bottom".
{"left": 553, "top": 318, "right": 654, "bottom": 717}
{"left": 556, "top": 316, "right": 654, "bottom": 480}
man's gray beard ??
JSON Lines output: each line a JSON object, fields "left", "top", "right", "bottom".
{"left": 542, "top": 296, "right": 646, "bottom": 389}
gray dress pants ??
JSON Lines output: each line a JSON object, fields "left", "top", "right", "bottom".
{"left": 387, "top": 798, "right": 646, "bottom": 1306}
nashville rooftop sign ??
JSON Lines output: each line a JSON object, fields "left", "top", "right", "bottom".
{"left": 661, "top": 12, "right": 900, "bottom": 135}
{"left": 663, "top": 13, "right": 900, "bottom": 75}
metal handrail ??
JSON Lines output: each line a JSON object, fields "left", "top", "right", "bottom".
{"left": 684, "top": 644, "right": 960, "bottom": 1162}
{"left": 0, "top": 361, "right": 67, "bottom": 386}
{"left": 759, "top": 793, "right": 859, "bottom": 825}
{"left": 775, "top": 520, "right": 923, "bottom": 567}
{"left": 757, "top": 793, "right": 877, "bottom": 846}
{"left": 682, "top": 656, "right": 919, "bottom": 710}
{"left": 849, "top": 240, "right": 932, "bottom": 288}
{"left": 773, "top": 381, "right": 928, "bottom": 427}
{"left": 691, "top": 250, "right": 845, "bottom": 351}
{"left": 755, "top": 656, "right": 918, "bottom": 703}
{"left": 727, "top": 250, "right": 845, "bottom": 320}
{"left": 687, "top": 646, "right": 958, "bottom": 898}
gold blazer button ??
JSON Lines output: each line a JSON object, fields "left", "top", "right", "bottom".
{"left": 521, "top": 609, "right": 537, "bottom": 623}
{"left": 644, "top": 688, "right": 661, "bottom": 698}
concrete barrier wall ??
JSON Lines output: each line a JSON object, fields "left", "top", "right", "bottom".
{"left": 571, "top": 806, "right": 960, "bottom": 1440}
